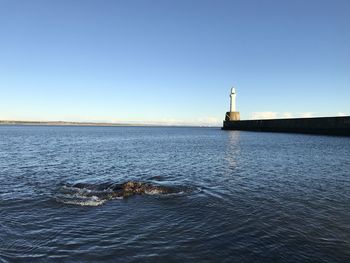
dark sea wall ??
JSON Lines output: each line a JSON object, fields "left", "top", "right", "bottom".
{"left": 222, "top": 116, "right": 350, "bottom": 136}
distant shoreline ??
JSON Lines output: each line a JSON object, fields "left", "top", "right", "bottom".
{"left": 0, "top": 120, "right": 218, "bottom": 128}
{"left": 0, "top": 120, "right": 139, "bottom": 127}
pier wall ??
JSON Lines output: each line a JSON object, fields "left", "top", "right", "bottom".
{"left": 222, "top": 116, "right": 350, "bottom": 136}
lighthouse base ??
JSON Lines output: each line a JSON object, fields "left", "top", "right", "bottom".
{"left": 225, "top": 112, "right": 240, "bottom": 121}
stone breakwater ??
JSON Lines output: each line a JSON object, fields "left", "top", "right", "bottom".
{"left": 222, "top": 116, "right": 350, "bottom": 136}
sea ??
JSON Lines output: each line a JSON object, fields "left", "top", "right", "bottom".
{"left": 0, "top": 125, "right": 349, "bottom": 262}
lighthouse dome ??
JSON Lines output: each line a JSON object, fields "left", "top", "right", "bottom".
{"left": 231, "top": 87, "right": 236, "bottom": 94}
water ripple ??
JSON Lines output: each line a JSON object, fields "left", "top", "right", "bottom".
{"left": 0, "top": 126, "right": 349, "bottom": 262}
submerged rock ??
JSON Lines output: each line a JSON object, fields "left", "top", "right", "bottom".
{"left": 116, "top": 181, "right": 170, "bottom": 196}
{"left": 57, "top": 180, "right": 188, "bottom": 206}
{"left": 68, "top": 181, "right": 173, "bottom": 199}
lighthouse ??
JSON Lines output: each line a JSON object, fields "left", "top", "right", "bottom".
{"left": 230, "top": 87, "right": 236, "bottom": 112}
{"left": 225, "top": 87, "right": 240, "bottom": 121}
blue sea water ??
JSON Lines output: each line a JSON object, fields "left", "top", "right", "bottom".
{"left": 0, "top": 126, "right": 349, "bottom": 262}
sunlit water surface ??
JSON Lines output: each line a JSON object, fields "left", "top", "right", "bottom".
{"left": 0, "top": 126, "right": 349, "bottom": 262}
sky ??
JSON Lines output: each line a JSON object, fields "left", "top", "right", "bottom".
{"left": 0, "top": 0, "right": 349, "bottom": 126}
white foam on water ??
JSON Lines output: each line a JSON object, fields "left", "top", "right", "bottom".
{"left": 57, "top": 195, "right": 107, "bottom": 206}
{"left": 61, "top": 198, "right": 106, "bottom": 206}
{"left": 144, "top": 189, "right": 164, "bottom": 195}
{"left": 56, "top": 191, "right": 113, "bottom": 206}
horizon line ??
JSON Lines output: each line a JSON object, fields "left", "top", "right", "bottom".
{"left": 0, "top": 120, "right": 221, "bottom": 128}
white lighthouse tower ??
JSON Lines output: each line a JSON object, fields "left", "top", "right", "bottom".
{"left": 225, "top": 86, "right": 240, "bottom": 121}
{"left": 230, "top": 87, "right": 236, "bottom": 112}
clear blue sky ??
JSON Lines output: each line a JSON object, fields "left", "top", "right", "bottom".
{"left": 0, "top": 0, "right": 349, "bottom": 125}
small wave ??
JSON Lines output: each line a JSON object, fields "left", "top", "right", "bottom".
{"left": 56, "top": 195, "right": 107, "bottom": 206}
{"left": 55, "top": 181, "right": 187, "bottom": 206}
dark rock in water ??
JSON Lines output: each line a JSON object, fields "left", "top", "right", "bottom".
{"left": 69, "top": 181, "right": 173, "bottom": 199}
{"left": 121, "top": 181, "right": 169, "bottom": 195}
{"left": 57, "top": 180, "right": 188, "bottom": 206}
